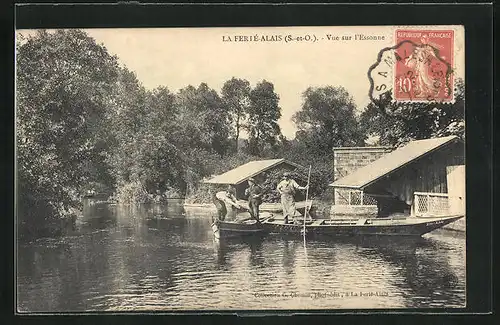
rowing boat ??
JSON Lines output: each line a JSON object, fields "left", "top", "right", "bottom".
{"left": 261, "top": 215, "right": 464, "bottom": 237}
{"left": 211, "top": 218, "right": 267, "bottom": 240}
{"left": 212, "top": 211, "right": 463, "bottom": 239}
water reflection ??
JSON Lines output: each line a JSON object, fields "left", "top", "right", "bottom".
{"left": 213, "top": 236, "right": 266, "bottom": 269}
{"left": 17, "top": 200, "right": 465, "bottom": 312}
{"left": 310, "top": 236, "right": 465, "bottom": 308}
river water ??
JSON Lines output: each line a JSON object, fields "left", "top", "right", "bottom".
{"left": 17, "top": 200, "right": 466, "bottom": 312}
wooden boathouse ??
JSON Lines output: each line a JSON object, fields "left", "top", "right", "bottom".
{"left": 204, "top": 158, "right": 305, "bottom": 200}
{"left": 329, "top": 136, "right": 465, "bottom": 220}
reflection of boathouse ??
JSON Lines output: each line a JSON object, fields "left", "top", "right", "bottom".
{"left": 205, "top": 158, "right": 305, "bottom": 200}
{"left": 329, "top": 136, "right": 465, "bottom": 222}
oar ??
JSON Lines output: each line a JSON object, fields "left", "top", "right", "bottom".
{"left": 302, "top": 165, "right": 312, "bottom": 239}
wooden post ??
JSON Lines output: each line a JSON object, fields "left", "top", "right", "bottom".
{"left": 360, "top": 191, "right": 364, "bottom": 205}
{"left": 348, "top": 191, "right": 352, "bottom": 205}
{"left": 414, "top": 194, "right": 419, "bottom": 217}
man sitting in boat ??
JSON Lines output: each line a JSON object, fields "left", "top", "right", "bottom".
{"left": 212, "top": 185, "right": 242, "bottom": 221}
{"left": 277, "top": 172, "right": 308, "bottom": 224}
{"left": 244, "top": 177, "right": 263, "bottom": 223}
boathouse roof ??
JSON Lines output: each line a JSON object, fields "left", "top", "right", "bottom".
{"left": 329, "top": 136, "right": 461, "bottom": 189}
{"left": 204, "top": 158, "right": 304, "bottom": 185}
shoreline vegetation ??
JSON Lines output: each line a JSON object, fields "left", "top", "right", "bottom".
{"left": 16, "top": 30, "right": 464, "bottom": 240}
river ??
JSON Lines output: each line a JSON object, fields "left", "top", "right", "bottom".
{"left": 17, "top": 199, "right": 466, "bottom": 312}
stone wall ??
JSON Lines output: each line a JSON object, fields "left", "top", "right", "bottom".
{"left": 332, "top": 146, "right": 394, "bottom": 181}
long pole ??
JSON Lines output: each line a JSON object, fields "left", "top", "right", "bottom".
{"left": 303, "top": 165, "right": 312, "bottom": 240}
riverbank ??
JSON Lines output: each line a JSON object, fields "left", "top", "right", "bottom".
{"left": 183, "top": 203, "right": 216, "bottom": 215}
{"left": 442, "top": 216, "right": 466, "bottom": 232}
{"left": 184, "top": 200, "right": 333, "bottom": 219}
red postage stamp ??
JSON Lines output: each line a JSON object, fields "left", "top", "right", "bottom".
{"left": 394, "top": 29, "right": 454, "bottom": 102}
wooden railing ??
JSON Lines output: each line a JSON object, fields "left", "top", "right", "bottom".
{"left": 334, "top": 189, "right": 377, "bottom": 206}
{"left": 414, "top": 192, "right": 450, "bottom": 217}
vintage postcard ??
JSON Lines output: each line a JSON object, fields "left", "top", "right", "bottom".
{"left": 16, "top": 25, "right": 465, "bottom": 313}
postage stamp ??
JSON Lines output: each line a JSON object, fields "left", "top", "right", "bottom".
{"left": 368, "top": 27, "right": 460, "bottom": 105}
{"left": 393, "top": 29, "right": 454, "bottom": 102}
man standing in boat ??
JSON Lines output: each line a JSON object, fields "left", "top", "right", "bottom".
{"left": 212, "top": 185, "right": 242, "bottom": 221}
{"left": 245, "top": 177, "right": 263, "bottom": 223}
{"left": 277, "top": 172, "right": 308, "bottom": 224}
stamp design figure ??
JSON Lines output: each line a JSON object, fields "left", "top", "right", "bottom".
{"left": 394, "top": 30, "right": 454, "bottom": 102}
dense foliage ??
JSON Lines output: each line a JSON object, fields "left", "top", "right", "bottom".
{"left": 16, "top": 30, "right": 465, "bottom": 238}
{"left": 359, "top": 79, "right": 465, "bottom": 146}
{"left": 16, "top": 30, "right": 120, "bottom": 237}
{"left": 293, "top": 86, "right": 366, "bottom": 155}
{"left": 221, "top": 78, "right": 251, "bottom": 152}
{"left": 245, "top": 81, "right": 282, "bottom": 156}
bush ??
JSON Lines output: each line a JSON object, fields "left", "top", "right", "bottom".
{"left": 164, "top": 188, "right": 182, "bottom": 199}
{"left": 18, "top": 194, "right": 79, "bottom": 240}
{"left": 115, "top": 181, "right": 151, "bottom": 204}
{"left": 184, "top": 183, "right": 213, "bottom": 204}
{"left": 82, "top": 181, "right": 112, "bottom": 195}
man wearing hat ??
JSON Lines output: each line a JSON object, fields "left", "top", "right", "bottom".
{"left": 245, "top": 177, "right": 263, "bottom": 222}
{"left": 277, "top": 172, "right": 308, "bottom": 224}
{"left": 212, "top": 185, "right": 242, "bottom": 221}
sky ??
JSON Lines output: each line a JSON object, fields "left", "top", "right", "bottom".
{"left": 18, "top": 26, "right": 465, "bottom": 139}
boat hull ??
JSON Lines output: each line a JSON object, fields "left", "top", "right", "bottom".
{"left": 262, "top": 215, "right": 464, "bottom": 237}
{"left": 211, "top": 219, "right": 265, "bottom": 239}
{"left": 211, "top": 208, "right": 463, "bottom": 238}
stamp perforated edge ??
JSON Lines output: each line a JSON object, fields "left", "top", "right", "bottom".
{"left": 368, "top": 25, "right": 464, "bottom": 105}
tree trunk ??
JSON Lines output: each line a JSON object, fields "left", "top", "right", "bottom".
{"left": 256, "top": 127, "right": 261, "bottom": 156}
{"left": 235, "top": 114, "right": 240, "bottom": 152}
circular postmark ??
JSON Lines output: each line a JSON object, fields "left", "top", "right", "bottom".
{"left": 368, "top": 31, "right": 454, "bottom": 112}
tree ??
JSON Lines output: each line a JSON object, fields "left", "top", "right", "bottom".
{"left": 359, "top": 78, "right": 465, "bottom": 146}
{"left": 246, "top": 80, "right": 282, "bottom": 156}
{"left": 16, "top": 29, "right": 120, "bottom": 237}
{"left": 106, "top": 78, "right": 235, "bottom": 203}
{"left": 293, "top": 86, "right": 365, "bottom": 157}
{"left": 106, "top": 77, "right": 200, "bottom": 201}
{"left": 176, "top": 83, "right": 232, "bottom": 156}
{"left": 221, "top": 77, "right": 251, "bottom": 152}
{"left": 105, "top": 67, "right": 150, "bottom": 185}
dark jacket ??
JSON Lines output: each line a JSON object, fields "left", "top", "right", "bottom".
{"left": 245, "top": 184, "right": 263, "bottom": 203}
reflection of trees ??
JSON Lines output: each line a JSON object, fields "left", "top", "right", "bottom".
{"left": 79, "top": 200, "right": 117, "bottom": 231}
{"left": 78, "top": 204, "right": 184, "bottom": 308}
{"left": 17, "top": 225, "right": 116, "bottom": 311}
{"left": 147, "top": 200, "right": 186, "bottom": 219}
{"left": 213, "top": 236, "right": 265, "bottom": 269}
{"left": 19, "top": 202, "right": 208, "bottom": 311}
{"left": 213, "top": 238, "right": 230, "bottom": 270}
{"left": 290, "top": 236, "right": 463, "bottom": 308}
{"left": 299, "top": 237, "right": 338, "bottom": 263}
{"left": 248, "top": 238, "right": 264, "bottom": 267}
{"left": 18, "top": 242, "right": 73, "bottom": 311}
{"left": 281, "top": 238, "right": 296, "bottom": 273}
{"left": 348, "top": 236, "right": 463, "bottom": 307}
{"left": 145, "top": 216, "right": 187, "bottom": 238}
{"left": 79, "top": 204, "right": 182, "bottom": 309}
{"left": 179, "top": 218, "right": 211, "bottom": 243}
